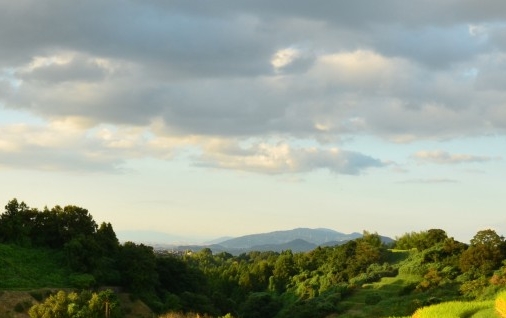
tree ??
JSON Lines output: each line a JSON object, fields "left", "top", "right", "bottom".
{"left": 460, "top": 229, "right": 505, "bottom": 275}
{"left": 118, "top": 242, "right": 158, "bottom": 294}
{"left": 270, "top": 251, "right": 296, "bottom": 293}
{"left": 0, "top": 198, "right": 37, "bottom": 245}
{"left": 28, "top": 289, "right": 121, "bottom": 318}
{"left": 395, "top": 229, "right": 448, "bottom": 251}
{"left": 94, "top": 222, "right": 121, "bottom": 284}
{"left": 58, "top": 205, "right": 98, "bottom": 243}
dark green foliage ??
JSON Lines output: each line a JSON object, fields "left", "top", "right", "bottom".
{"left": 0, "top": 199, "right": 123, "bottom": 288}
{"left": 0, "top": 199, "right": 36, "bottom": 246}
{"left": 277, "top": 289, "right": 341, "bottom": 318}
{"left": 398, "top": 282, "right": 417, "bottom": 296}
{"left": 0, "top": 244, "right": 71, "bottom": 288}
{"left": 69, "top": 273, "right": 96, "bottom": 289}
{"left": 179, "top": 292, "right": 218, "bottom": 316}
{"left": 29, "top": 290, "right": 52, "bottom": 302}
{"left": 364, "top": 292, "right": 382, "bottom": 305}
{"left": 118, "top": 242, "right": 158, "bottom": 294}
{"left": 240, "top": 292, "right": 281, "bottom": 318}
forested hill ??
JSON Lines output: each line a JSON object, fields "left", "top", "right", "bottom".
{"left": 2, "top": 198, "right": 506, "bottom": 318}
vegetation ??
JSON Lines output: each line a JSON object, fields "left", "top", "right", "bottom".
{"left": 1, "top": 198, "right": 506, "bottom": 317}
{"left": 412, "top": 300, "right": 495, "bottom": 318}
{"left": 29, "top": 289, "right": 121, "bottom": 318}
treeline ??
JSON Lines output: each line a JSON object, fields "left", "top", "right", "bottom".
{"left": 2, "top": 199, "right": 506, "bottom": 317}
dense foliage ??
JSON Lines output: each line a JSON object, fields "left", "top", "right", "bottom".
{"left": 29, "top": 289, "right": 121, "bottom": 318}
{"left": 1, "top": 198, "right": 506, "bottom": 317}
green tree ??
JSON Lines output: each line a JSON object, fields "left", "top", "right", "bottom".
{"left": 94, "top": 222, "right": 121, "bottom": 284}
{"left": 460, "top": 229, "right": 505, "bottom": 275}
{"left": 0, "top": 198, "right": 37, "bottom": 245}
{"left": 240, "top": 292, "right": 281, "bottom": 318}
{"left": 395, "top": 229, "right": 448, "bottom": 251}
{"left": 118, "top": 242, "right": 158, "bottom": 294}
{"left": 28, "top": 289, "right": 120, "bottom": 318}
{"left": 270, "top": 251, "right": 296, "bottom": 293}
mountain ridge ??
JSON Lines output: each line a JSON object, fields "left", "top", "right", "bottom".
{"left": 218, "top": 227, "right": 363, "bottom": 248}
{"left": 150, "top": 228, "right": 395, "bottom": 255}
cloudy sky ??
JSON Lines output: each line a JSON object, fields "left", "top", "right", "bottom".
{"left": 1, "top": 1, "right": 505, "bottom": 243}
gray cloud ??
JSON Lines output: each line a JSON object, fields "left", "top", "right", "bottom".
{"left": 1, "top": 1, "right": 506, "bottom": 173}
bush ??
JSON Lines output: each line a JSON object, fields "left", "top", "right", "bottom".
{"left": 398, "top": 282, "right": 417, "bottom": 296}
{"left": 29, "top": 289, "right": 52, "bottom": 302}
{"left": 365, "top": 293, "right": 382, "bottom": 305}
{"left": 69, "top": 273, "right": 96, "bottom": 289}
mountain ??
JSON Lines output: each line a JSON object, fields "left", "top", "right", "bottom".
{"left": 218, "top": 228, "right": 362, "bottom": 249}
{"left": 246, "top": 238, "right": 318, "bottom": 253}
{"left": 203, "top": 236, "right": 235, "bottom": 245}
{"left": 127, "top": 228, "right": 395, "bottom": 255}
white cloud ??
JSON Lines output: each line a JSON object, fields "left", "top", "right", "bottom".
{"left": 398, "top": 178, "right": 460, "bottom": 184}
{"left": 411, "top": 150, "right": 497, "bottom": 164}
{"left": 196, "top": 140, "right": 385, "bottom": 175}
{"left": 468, "top": 24, "right": 489, "bottom": 38}
{"left": 271, "top": 48, "right": 300, "bottom": 70}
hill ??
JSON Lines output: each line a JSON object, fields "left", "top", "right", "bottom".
{"left": 164, "top": 228, "right": 394, "bottom": 255}
{"left": 218, "top": 227, "right": 362, "bottom": 248}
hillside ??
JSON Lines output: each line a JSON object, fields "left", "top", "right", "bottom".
{"left": 4, "top": 199, "right": 506, "bottom": 318}
{"left": 0, "top": 244, "right": 71, "bottom": 289}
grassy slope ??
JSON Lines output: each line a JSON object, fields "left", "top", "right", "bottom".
{"left": 336, "top": 249, "right": 469, "bottom": 318}
{"left": 338, "top": 274, "right": 422, "bottom": 317}
{"left": 0, "top": 243, "right": 154, "bottom": 317}
{"left": 0, "top": 243, "right": 72, "bottom": 289}
{"left": 412, "top": 300, "right": 497, "bottom": 318}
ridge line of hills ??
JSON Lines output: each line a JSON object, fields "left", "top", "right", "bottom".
{"left": 137, "top": 227, "right": 395, "bottom": 255}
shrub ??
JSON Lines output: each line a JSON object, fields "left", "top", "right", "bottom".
{"left": 29, "top": 289, "right": 52, "bottom": 302}
{"left": 364, "top": 293, "right": 382, "bottom": 305}
{"left": 69, "top": 273, "right": 96, "bottom": 289}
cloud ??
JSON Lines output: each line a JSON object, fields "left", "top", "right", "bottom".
{"left": 196, "top": 141, "right": 385, "bottom": 175}
{"left": 411, "top": 150, "right": 496, "bottom": 164}
{"left": 1, "top": 1, "right": 506, "bottom": 174}
{"left": 398, "top": 178, "right": 460, "bottom": 184}
{"left": 0, "top": 122, "right": 123, "bottom": 172}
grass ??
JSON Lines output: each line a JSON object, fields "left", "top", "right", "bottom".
{"left": 0, "top": 243, "right": 72, "bottom": 289}
{"left": 336, "top": 248, "right": 463, "bottom": 318}
{"left": 411, "top": 300, "right": 496, "bottom": 318}
{"left": 411, "top": 289, "right": 506, "bottom": 318}
{"left": 496, "top": 290, "right": 506, "bottom": 317}
{"left": 337, "top": 274, "right": 426, "bottom": 317}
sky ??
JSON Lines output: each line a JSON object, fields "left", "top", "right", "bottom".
{"left": 0, "top": 1, "right": 505, "bottom": 243}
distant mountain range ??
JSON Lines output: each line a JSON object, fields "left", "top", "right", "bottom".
{"left": 218, "top": 228, "right": 362, "bottom": 248}
{"left": 140, "top": 228, "right": 394, "bottom": 255}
